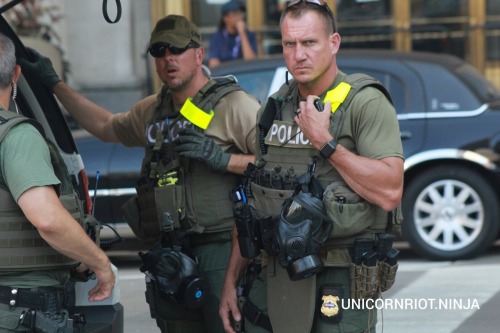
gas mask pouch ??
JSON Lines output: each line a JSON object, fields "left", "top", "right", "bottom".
{"left": 272, "top": 191, "right": 333, "bottom": 281}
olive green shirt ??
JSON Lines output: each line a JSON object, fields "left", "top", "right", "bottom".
{"left": 0, "top": 120, "right": 68, "bottom": 287}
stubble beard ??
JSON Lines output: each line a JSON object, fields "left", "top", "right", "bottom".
{"left": 165, "top": 66, "right": 198, "bottom": 93}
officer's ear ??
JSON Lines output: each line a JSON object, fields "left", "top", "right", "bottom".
{"left": 195, "top": 47, "right": 205, "bottom": 66}
{"left": 13, "top": 64, "right": 21, "bottom": 83}
{"left": 329, "top": 33, "right": 341, "bottom": 56}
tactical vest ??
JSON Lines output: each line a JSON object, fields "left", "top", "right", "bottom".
{"left": 252, "top": 73, "right": 400, "bottom": 248}
{"left": 132, "top": 77, "right": 246, "bottom": 237}
{"left": 0, "top": 110, "right": 83, "bottom": 271}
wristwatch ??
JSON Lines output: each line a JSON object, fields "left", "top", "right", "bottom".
{"left": 319, "top": 139, "right": 337, "bottom": 159}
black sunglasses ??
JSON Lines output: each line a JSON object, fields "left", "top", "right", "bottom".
{"left": 149, "top": 43, "right": 199, "bottom": 57}
{"left": 285, "top": 0, "right": 336, "bottom": 32}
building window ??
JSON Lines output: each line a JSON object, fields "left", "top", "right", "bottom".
{"left": 336, "top": 0, "right": 393, "bottom": 50}
{"left": 410, "top": 0, "right": 469, "bottom": 59}
{"left": 486, "top": 0, "right": 500, "bottom": 60}
{"left": 261, "top": 0, "right": 284, "bottom": 55}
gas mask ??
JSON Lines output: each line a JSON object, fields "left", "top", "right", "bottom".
{"left": 139, "top": 241, "right": 209, "bottom": 309}
{"left": 272, "top": 191, "right": 333, "bottom": 281}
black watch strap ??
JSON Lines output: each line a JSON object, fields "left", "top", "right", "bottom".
{"left": 319, "top": 139, "right": 337, "bottom": 159}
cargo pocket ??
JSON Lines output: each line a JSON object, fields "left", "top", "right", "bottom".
{"left": 122, "top": 192, "right": 157, "bottom": 240}
{"left": 137, "top": 183, "right": 159, "bottom": 234}
{"left": 323, "top": 182, "right": 374, "bottom": 237}
{"left": 154, "top": 183, "right": 185, "bottom": 229}
{"left": 250, "top": 182, "right": 294, "bottom": 219}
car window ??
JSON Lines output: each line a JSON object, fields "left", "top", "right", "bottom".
{"left": 412, "top": 62, "right": 481, "bottom": 112}
{"left": 232, "top": 69, "right": 276, "bottom": 105}
{"left": 342, "top": 68, "right": 407, "bottom": 115}
{"left": 455, "top": 62, "right": 500, "bottom": 102}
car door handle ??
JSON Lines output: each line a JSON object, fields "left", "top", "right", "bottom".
{"left": 400, "top": 131, "right": 412, "bottom": 140}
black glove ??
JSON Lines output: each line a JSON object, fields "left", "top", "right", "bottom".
{"left": 18, "top": 47, "right": 61, "bottom": 88}
{"left": 175, "top": 128, "right": 230, "bottom": 173}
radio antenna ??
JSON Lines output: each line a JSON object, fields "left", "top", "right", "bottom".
{"left": 92, "top": 171, "right": 100, "bottom": 216}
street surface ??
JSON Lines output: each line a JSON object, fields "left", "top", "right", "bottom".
{"left": 107, "top": 240, "right": 500, "bottom": 333}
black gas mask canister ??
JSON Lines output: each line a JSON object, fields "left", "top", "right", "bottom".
{"left": 272, "top": 191, "right": 333, "bottom": 281}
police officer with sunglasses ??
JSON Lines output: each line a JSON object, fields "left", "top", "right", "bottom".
{"left": 20, "top": 14, "right": 262, "bottom": 333}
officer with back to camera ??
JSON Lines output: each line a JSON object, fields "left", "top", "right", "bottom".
{"left": 0, "top": 32, "right": 115, "bottom": 333}
{"left": 20, "top": 14, "right": 267, "bottom": 333}
{"left": 219, "top": 1, "right": 404, "bottom": 333}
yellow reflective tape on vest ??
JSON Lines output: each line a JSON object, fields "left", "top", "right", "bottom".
{"left": 324, "top": 82, "right": 352, "bottom": 113}
{"left": 180, "top": 98, "right": 214, "bottom": 130}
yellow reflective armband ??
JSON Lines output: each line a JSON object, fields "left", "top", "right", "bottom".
{"left": 180, "top": 98, "right": 214, "bottom": 130}
{"left": 324, "top": 82, "right": 352, "bottom": 113}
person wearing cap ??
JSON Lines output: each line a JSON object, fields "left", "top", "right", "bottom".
{"left": 208, "top": 0, "right": 258, "bottom": 68}
{"left": 219, "top": 1, "right": 404, "bottom": 333}
{"left": 20, "top": 14, "right": 263, "bottom": 333}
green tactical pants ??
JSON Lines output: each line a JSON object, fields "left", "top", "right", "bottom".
{"left": 153, "top": 239, "right": 269, "bottom": 333}
{"left": 0, "top": 303, "right": 29, "bottom": 332}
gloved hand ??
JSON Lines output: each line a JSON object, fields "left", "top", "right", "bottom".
{"left": 175, "top": 127, "right": 230, "bottom": 173}
{"left": 18, "top": 47, "right": 61, "bottom": 89}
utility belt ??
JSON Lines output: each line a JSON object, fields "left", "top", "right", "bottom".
{"left": 0, "top": 285, "right": 72, "bottom": 313}
{"left": 18, "top": 309, "right": 84, "bottom": 333}
{"left": 0, "top": 284, "right": 85, "bottom": 332}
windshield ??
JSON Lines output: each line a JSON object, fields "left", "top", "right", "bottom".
{"left": 455, "top": 62, "right": 500, "bottom": 102}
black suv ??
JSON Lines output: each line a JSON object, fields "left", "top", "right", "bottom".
{"left": 0, "top": 3, "right": 123, "bottom": 332}
{"left": 78, "top": 50, "right": 500, "bottom": 261}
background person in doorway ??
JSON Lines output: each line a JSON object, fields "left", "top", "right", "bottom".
{"left": 208, "top": 0, "right": 258, "bottom": 68}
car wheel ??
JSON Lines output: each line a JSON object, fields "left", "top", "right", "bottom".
{"left": 402, "top": 165, "right": 500, "bottom": 260}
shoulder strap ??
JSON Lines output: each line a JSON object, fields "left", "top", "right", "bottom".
{"left": 179, "top": 77, "right": 244, "bottom": 131}
{"left": 194, "top": 76, "right": 244, "bottom": 112}
{"left": 0, "top": 110, "right": 45, "bottom": 142}
{"left": 341, "top": 73, "right": 392, "bottom": 109}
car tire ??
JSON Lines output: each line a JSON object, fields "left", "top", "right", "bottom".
{"left": 402, "top": 165, "right": 500, "bottom": 260}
